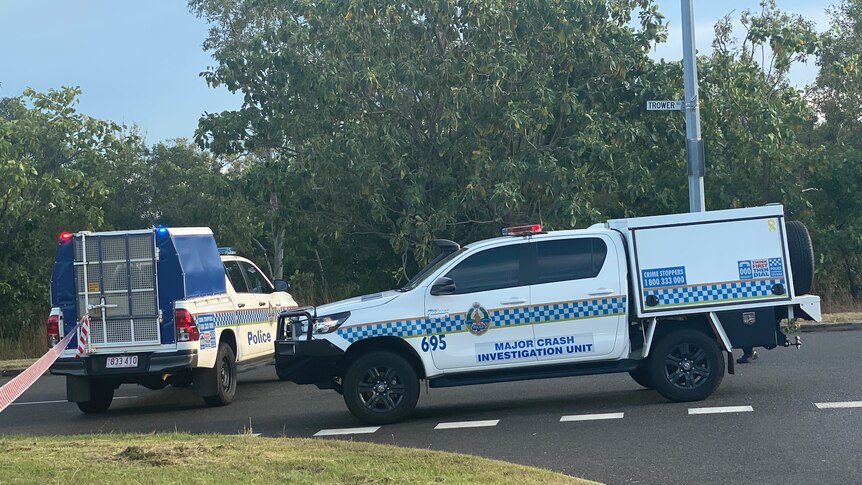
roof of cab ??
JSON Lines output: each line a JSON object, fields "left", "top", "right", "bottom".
{"left": 463, "top": 226, "right": 613, "bottom": 251}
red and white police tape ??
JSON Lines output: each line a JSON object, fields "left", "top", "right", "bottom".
{"left": 0, "top": 317, "right": 83, "bottom": 413}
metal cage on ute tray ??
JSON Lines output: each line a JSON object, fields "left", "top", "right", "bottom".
{"left": 73, "top": 231, "right": 160, "bottom": 347}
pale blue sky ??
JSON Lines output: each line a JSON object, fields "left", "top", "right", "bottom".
{"left": 0, "top": 0, "right": 833, "bottom": 144}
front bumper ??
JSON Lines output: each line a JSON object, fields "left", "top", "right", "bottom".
{"left": 274, "top": 339, "right": 344, "bottom": 386}
{"left": 50, "top": 349, "right": 198, "bottom": 377}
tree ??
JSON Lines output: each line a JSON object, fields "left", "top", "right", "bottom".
{"left": 0, "top": 88, "right": 130, "bottom": 335}
{"left": 191, "top": 0, "right": 668, "bottom": 291}
{"left": 806, "top": 0, "right": 862, "bottom": 300}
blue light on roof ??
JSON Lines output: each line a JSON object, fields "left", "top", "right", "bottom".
{"left": 217, "top": 247, "right": 237, "bottom": 255}
{"left": 156, "top": 226, "right": 169, "bottom": 236}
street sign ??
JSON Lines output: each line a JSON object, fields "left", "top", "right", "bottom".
{"left": 646, "top": 100, "right": 683, "bottom": 111}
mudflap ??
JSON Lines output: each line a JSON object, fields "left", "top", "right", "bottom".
{"left": 727, "top": 352, "right": 735, "bottom": 375}
{"left": 192, "top": 367, "right": 218, "bottom": 397}
{"left": 66, "top": 376, "right": 117, "bottom": 402}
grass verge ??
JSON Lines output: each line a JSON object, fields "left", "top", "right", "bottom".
{"left": 0, "top": 433, "right": 598, "bottom": 485}
{"left": 0, "top": 358, "right": 36, "bottom": 373}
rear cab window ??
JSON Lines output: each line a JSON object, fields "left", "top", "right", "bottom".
{"left": 534, "top": 238, "right": 608, "bottom": 283}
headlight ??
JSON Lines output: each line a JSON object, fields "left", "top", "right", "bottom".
{"left": 313, "top": 311, "right": 350, "bottom": 334}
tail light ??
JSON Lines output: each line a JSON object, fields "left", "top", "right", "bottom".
{"left": 47, "top": 314, "right": 60, "bottom": 348}
{"left": 175, "top": 309, "right": 200, "bottom": 342}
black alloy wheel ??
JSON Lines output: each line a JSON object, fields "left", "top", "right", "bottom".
{"left": 357, "top": 365, "right": 406, "bottom": 412}
{"left": 343, "top": 351, "right": 420, "bottom": 425}
{"left": 650, "top": 329, "right": 724, "bottom": 402}
{"left": 663, "top": 342, "right": 711, "bottom": 391}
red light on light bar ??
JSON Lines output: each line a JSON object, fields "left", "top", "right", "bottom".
{"left": 59, "top": 232, "right": 73, "bottom": 242}
{"left": 502, "top": 224, "right": 543, "bottom": 236}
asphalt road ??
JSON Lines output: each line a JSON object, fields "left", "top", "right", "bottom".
{"left": 2, "top": 329, "right": 861, "bottom": 485}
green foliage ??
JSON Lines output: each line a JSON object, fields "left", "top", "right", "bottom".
{"left": 0, "top": 88, "right": 124, "bottom": 337}
{"left": 192, "top": 0, "right": 670, "bottom": 287}
{"left": 805, "top": 0, "right": 862, "bottom": 299}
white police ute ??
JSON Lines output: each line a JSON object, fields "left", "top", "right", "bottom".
{"left": 275, "top": 206, "right": 820, "bottom": 424}
{"left": 47, "top": 227, "right": 298, "bottom": 413}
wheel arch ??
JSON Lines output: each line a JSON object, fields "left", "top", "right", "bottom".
{"left": 342, "top": 336, "right": 426, "bottom": 379}
{"left": 218, "top": 329, "right": 237, "bottom": 359}
{"left": 649, "top": 314, "right": 729, "bottom": 355}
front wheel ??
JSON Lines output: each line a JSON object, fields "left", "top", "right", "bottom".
{"left": 343, "top": 352, "right": 419, "bottom": 425}
{"left": 649, "top": 329, "right": 724, "bottom": 402}
{"left": 202, "top": 343, "right": 237, "bottom": 406}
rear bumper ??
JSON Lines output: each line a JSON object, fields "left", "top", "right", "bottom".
{"left": 274, "top": 339, "right": 344, "bottom": 386}
{"left": 50, "top": 349, "right": 198, "bottom": 377}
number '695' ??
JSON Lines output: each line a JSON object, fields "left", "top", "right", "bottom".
{"left": 420, "top": 335, "right": 447, "bottom": 352}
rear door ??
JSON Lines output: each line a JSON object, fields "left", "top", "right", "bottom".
{"left": 528, "top": 235, "right": 626, "bottom": 362}
{"left": 227, "top": 260, "right": 277, "bottom": 359}
{"left": 424, "top": 242, "right": 534, "bottom": 371}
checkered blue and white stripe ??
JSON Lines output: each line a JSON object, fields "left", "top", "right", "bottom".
{"left": 336, "top": 296, "right": 627, "bottom": 343}
{"left": 202, "top": 309, "right": 271, "bottom": 328}
{"left": 644, "top": 278, "right": 784, "bottom": 307}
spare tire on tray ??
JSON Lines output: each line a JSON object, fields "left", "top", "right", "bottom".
{"left": 785, "top": 221, "right": 814, "bottom": 295}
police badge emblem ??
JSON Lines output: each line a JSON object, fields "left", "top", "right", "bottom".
{"left": 465, "top": 302, "right": 491, "bottom": 336}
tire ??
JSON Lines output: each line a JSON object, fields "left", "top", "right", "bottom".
{"left": 629, "top": 364, "right": 654, "bottom": 389}
{"left": 649, "top": 329, "right": 724, "bottom": 402}
{"left": 202, "top": 343, "right": 238, "bottom": 407}
{"left": 76, "top": 380, "right": 114, "bottom": 414}
{"left": 343, "top": 351, "right": 420, "bottom": 425}
{"left": 786, "top": 221, "right": 814, "bottom": 295}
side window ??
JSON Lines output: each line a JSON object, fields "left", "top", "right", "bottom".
{"left": 535, "top": 238, "right": 608, "bottom": 284}
{"left": 240, "top": 262, "right": 272, "bottom": 294}
{"left": 445, "top": 245, "right": 521, "bottom": 294}
{"left": 224, "top": 261, "right": 249, "bottom": 293}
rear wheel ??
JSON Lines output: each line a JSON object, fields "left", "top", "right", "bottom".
{"left": 203, "top": 343, "right": 237, "bottom": 406}
{"left": 649, "top": 329, "right": 724, "bottom": 402}
{"left": 343, "top": 352, "right": 419, "bottom": 425}
{"left": 76, "top": 380, "right": 114, "bottom": 414}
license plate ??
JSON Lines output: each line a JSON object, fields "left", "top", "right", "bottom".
{"left": 106, "top": 356, "right": 138, "bottom": 369}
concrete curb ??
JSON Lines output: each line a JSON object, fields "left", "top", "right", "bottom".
{"left": 799, "top": 322, "right": 862, "bottom": 332}
{"left": 2, "top": 322, "right": 861, "bottom": 378}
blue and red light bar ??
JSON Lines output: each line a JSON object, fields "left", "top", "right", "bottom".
{"left": 501, "top": 224, "right": 543, "bottom": 236}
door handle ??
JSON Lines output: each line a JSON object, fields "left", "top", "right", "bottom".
{"left": 589, "top": 288, "right": 615, "bottom": 296}
{"left": 501, "top": 298, "right": 527, "bottom": 305}
{"left": 237, "top": 303, "right": 246, "bottom": 308}
{"left": 259, "top": 301, "right": 267, "bottom": 306}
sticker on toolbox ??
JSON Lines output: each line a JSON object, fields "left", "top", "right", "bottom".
{"left": 641, "top": 266, "right": 687, "bottom": 288}
{"left": 739, "top": 258, "right": 783, "bottom": 279}
{"left": 197, "top": 314, "right": 216, "bottom": 350}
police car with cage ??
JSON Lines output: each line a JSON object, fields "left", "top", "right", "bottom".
{"left": 275, "top": 206, "right": 820, "bottom": 424}
{"left": 47, "top": 227, "right": 297, "bottom": 413}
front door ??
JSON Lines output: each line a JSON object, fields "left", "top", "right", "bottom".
{"left": 424, "top": 243, "right": 534, "bottom": 371}
{"left": 529, "top": 235, "right": 625, "bottom": 362}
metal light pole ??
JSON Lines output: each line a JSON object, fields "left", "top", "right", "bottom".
{"left": 681, "top": 0, "right": 705, "bottom": 212}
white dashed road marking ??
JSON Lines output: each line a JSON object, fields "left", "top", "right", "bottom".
{"left": 560, "top": 412, "right": 625, "bottom": 422}
{"left": 815, "top": 401, "right": 862, "bottom": 409}
{"left": 10, "top": 396, "right": 138, "bottom": 406}
{"left": 688, "top": 405, "right": 753, "bottom": 415}
{"left": 314, "top": 426, "right": 380, "bottom": 437}
{"left": 434, "top": 419, "right": 500, "bottom": 430}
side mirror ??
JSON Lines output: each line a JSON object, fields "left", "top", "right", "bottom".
{"left": 273, "top": 279, "right": 290, "bottom": 292}
{"left": 430, "top": 276, "right": 456, "bottom": 296}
